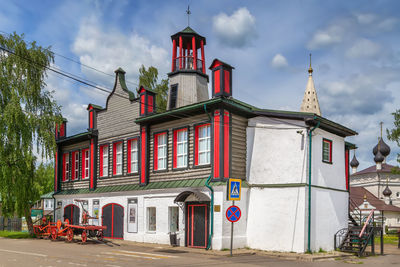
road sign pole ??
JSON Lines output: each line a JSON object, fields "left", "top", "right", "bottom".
{"left": 230, "top": 200, "right": 234, "bottom": 257}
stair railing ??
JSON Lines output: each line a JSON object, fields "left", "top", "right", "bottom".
{"left": 359, "top": 209, "right": 375, "bottom": 238}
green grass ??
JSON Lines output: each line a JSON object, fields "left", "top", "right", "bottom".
{"left": 0, "top": 231, "right": 33, "bottom": 239}
{"left": 374, "top": 234, "right": 398, "bottom": 245}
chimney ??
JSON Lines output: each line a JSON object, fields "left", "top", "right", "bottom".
{"left": 138, "top": 86, "right": 156, "bottom": 116}
{"left": 55, "top": 118, "right": 67, "bottom": 140}
{"left": 209, "top": 59, "right": 234, "bottom": 98}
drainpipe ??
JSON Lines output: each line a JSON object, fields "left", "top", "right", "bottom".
{"left": 307, "top": 118, "right": 320, "bottom": 253}
{"left": 204, "top": 104, "right": 214, "bottom": 250}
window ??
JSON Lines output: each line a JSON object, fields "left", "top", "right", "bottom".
{"left": 173, "top": 128, "right": 188, "bottom": 168}
{"left": 71, "top": 151, "right": 79, "bottom": 181}
{"left": 396, "top": 192, "right": 400, "bottom": 198}
{"left": 44, "top": 199, "right": 54, "bottom": 210}
{"left": 147, "top": 207, "right": 156, "bottom": 232}
{"left": 169, "top": 84, "right": 178, "bottom": 109}
{"left": 322, "top": 139, "right": 332, "bottom": 163}
{"left": 99, "top": 145, "right": 108, "bottom": 177}
{"left": 62, "top": 153, "right": 69, "bottom": 181}
{"left": 113, "top": 142, "right": 123, "bottom": 175}
{"left": 154, "top": 132, "right": 167, "bottom": 171}
{"left": 82, "top": 149, "right": 89, "bottom": 179}
{"left": 128, "top": 139, "right": 139, "bottom": 173}
{"left": 195, "top": 124, "right": 211, "bottom": 166}
{"left": 169, "top": 207, "right": 179, "bottom": 232}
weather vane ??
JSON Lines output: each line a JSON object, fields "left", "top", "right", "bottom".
{"left": 186, "top": 5, "right": 191, "bottom": 26}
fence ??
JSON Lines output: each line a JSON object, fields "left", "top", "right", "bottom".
{"left": 0, "top": 217, "right": 22, "bottom": 231}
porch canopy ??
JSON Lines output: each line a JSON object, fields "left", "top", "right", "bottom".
{"left": 174, "top": 191, "right": 210, "bottom": 203}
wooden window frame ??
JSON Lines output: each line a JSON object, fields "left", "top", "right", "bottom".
{"left": 154, "top": 132, "right": 168, "bottom": 171}
{"left": 173, "top": 127, "right": 189, "bottom": 170}
{"left": 127, "top": 138, "right": 139, "bottom": 174}
{"left": 322, "top": 138, "right": 333, "bottom": 164}
{"left": 113, "top": 141, "right": 123, "bottom": 176}
{"left": 194, "top": 123, "right": 211, "bottom": 166}
{"left": 82, "top": 148, "right": 90, "bottom": 180}
{"left": 99, "top": 144, "right": 109, "bottom": 178}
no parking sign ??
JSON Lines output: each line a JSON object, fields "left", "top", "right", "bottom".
{"left": 226, "top": 205, "right": 241, "bottom": 223}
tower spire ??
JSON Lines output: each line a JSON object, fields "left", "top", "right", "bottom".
{"left": 300, "top": 54, "right": 321, "bottom": 116}
{"left": 380, "top": 121, "right": 383, "bottom": 139}
{"left": 186, "top": 5, "right": 191, "bottom": 27}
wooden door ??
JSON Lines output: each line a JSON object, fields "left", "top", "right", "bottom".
{"left": 63, "top": 204, "right": 80, "bottom": 225}
{"left": 186, "top": 203, "right": 208, "bottom": 248}
{"left": 102, "top": 203, "right": 124, "bottom": 239}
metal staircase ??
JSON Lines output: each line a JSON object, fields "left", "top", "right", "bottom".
{"left": 334, "top": 199, "right": 384, "bottom": 257}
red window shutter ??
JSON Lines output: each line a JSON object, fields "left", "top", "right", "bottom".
{"left": 127, "top": 140, "right": 131, "bottom": 173}
{"left": 81, "top": 150, "right": 85, "bottom": 179}
{"left": 154, "top": 135, "right": 158, "bottom": 170}
{"left": 62, "top": 154, "right": 66, "bottom": 181}
{"left": 224, "top": 111, "right": 230, "bottom": 178}
{"left": 194, "top": 126, "right": 199, "bottom": 166}
{"left": 113, "top": 143, "right": 117, "bottom": 175}
{"left": 99, "top": 146, "right": 103, "bottom": 177}
{"left": 173, "top": 130, "right": 177, "bottom": 169}
{"left": 213, "top": 111, "right": 220, "bottom": 178}
{"left": 71, "top": 152, "right": 75, "bottom": 180}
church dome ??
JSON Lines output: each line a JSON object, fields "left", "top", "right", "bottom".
{"left": 350, "top": 155, "right": 359, "bottom": 168}
{"left": 374, "top": 150, "right": 384, "bottom": 163}
{"left": 373, "top": 138, "right": 391, "bottom": 157}
{"left": 383, "top": 185, "right": 392, "bottom": 197}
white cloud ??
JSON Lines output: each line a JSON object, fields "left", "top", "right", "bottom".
{"left": 212, "top": 7, "right": 256, "bottom": 48}
{"left": 72, "top": 17, "right": 169, "bottom": 89}
{"left": 355, "top": 13, "right": 377, "bottom": 25}
{"left": 271, "top": 54, "right": 288, "bottom": 68}
{"left": 346, "top": 38, "right": 380, "bottom": 59}
{"left": 307, "top": 24, "right": 346, "bottom": 49}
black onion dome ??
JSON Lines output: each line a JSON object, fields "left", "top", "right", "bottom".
{"left": 350, "top": 154, "right": 359, "bottom": 168}
{"left": 379, "top": 139, "right": 390, "bottom": 157}
{"left": 373, "top": 139, "right": 391, "bottom": 157}
{"left": 383, "top": 185, "right": 392, "bottom": 197}
{"left": 374, "top": 150, "right": 384, "bottom": 163}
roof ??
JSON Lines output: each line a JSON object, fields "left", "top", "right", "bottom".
{"left": 87, "top": 103, "right": 104, "bottom": 110}
{"left": 55, "top": 178, "right": 248, "bottom": 196}
{"left": 41, "top": 191, "right": 54, "bottom": 199}
{"left": 115, "top": 68, "right": 135, "bottom": 101}
{"left": 181, "top": 26, "right": 198, "bottom": 34}
{"left": 350, "top": 187, "right": 400, "bottom": 212}
{"left": 56, "top": 131, "right": 92, "bottom": 145}
{"left": 352, "top": 163, "right": 396, "bottom": 176}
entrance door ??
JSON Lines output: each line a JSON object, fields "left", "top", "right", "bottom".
{"left": 102, "top": 203, "right": 124, "bottom": 239}
{"left": 186, "top": 203, "right": 208, "bottom": 248}
{"left": 64, "top": 204, "right": 80, "bottom": 225}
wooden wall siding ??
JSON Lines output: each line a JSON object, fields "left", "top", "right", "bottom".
{"left": 61, "top": 180, "right": 89, "bottom": 190}
{"left": 231, "top": 114, "right": 247, "bottom": 179}
{"left": 61, "top": 141, "right": 90, "bottom": 152}
{"left": 96, "top": 84, "right": 140, "bottom": 141}
{"left": 96, "top": 138, "right": 140, "bottom": 187}
{"left": 149, "top": 114, "right": 211, "bottom": 182}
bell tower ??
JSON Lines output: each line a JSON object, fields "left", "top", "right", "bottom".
{"left": 167, "top": 26, "right": 209, "bottom": 110}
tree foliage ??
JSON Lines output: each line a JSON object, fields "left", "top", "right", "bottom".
{"left": 0, "top": 33, "right": 61, "bottom": 233}
{"left": 387, "top": 109, "right": 400, "bottom": 164}
{"left": 33, "top": 163, "right": 54, "bottom": 199}
{"left": 137, "top": 65, "right": 169, "bottom": 112}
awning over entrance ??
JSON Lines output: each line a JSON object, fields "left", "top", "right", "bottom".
{"left": 174, "top": 191, "right": 210, "bottom": 203}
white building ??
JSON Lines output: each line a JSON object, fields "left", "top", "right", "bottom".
{"left": 53, "top": 26, "right": 356, "bottom": 252}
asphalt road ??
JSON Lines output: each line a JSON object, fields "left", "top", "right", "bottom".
{"left": 0, "top": 237, "right": 399, "bottom": 267}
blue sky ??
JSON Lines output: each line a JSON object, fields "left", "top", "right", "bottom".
{"left": 1, "top": 0, "right": 400, "bottom": 170}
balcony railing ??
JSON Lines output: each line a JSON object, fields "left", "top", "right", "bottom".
{"left": 173, "top": 56, "right": 203, "bottom": 72}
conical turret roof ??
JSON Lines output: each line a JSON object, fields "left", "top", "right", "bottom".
{"left": 374, "top": 150, "right": 384, "bottom": 163}
{"left": 383, "top": 185, "right": 392, "bottom": 197}
{"left": 300, "top": 54, "right": 321, "bottom": 116}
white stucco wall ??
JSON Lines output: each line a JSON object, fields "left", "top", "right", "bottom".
{"left": 247, "top": 117, "right": 308, "bottom": 185}
{"left": 247, "top": 187, "right": 306, "bottom": 252}
{"left": 312, "top": 128, "right": 346, "bottom": 190}
{"left": 54, "top": 186, "right": 248, "bottom": 250}
{"left": 310, "top": 188, "right": 348, "bottom": 251}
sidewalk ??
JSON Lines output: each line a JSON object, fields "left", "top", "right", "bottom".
{"left": 107, "top": 239, "right": 356, "bottom": 262}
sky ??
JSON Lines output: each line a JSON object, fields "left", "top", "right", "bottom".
{"left": 1, "top": 0, "right": 400, "bottom": 170}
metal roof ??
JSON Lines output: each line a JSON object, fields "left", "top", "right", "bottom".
{"left": 54, "top": 178, "right": 245, "bottom": 196}
{"left": 40, "top": 191, "right": 54, "bottom": 199}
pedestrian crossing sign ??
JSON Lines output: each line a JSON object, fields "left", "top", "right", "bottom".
{"left": 227, "top": 178, "right": 241, "bottom": 201}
